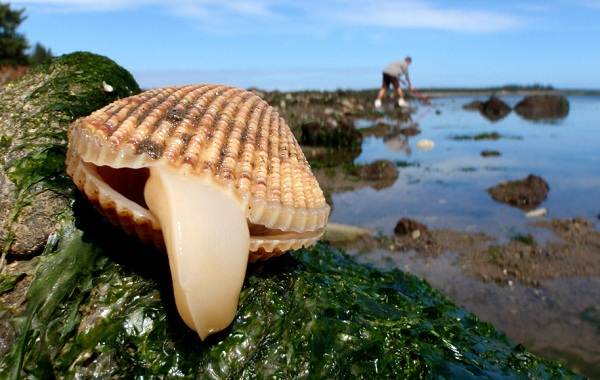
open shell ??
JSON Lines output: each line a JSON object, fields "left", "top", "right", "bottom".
{"left": 66, "top": 84, "right": 329, "bottom": 261}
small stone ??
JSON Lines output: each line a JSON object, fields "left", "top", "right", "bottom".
{"left": 394, "top": 218, "right": 427, "bottom": 236}
{"left": 411, "top": 230, "right": 421, "bottom": 239}
{"left": 488, "top": 174, "right": 549, "bottom": 211}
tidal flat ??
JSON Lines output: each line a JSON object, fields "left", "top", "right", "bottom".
{"left": 263, "top": 89, "right": 600, "bottom": 378}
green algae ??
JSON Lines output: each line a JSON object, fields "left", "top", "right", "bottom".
{"left": 0, "top": 273, "right": 22, "bottom": 295}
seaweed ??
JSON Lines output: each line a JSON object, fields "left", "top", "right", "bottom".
{"left": 0, "top": 273, "right": 23, "bottom": 295}
{"left": 0, "top": 216, "right": 581, "bottom": 378}
{"left": 450, "top": 132, "right": 523, "bottom": 141}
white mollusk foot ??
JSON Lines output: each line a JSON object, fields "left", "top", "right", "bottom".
{"left": 144, "top": 167, "right": 250, "bottom": 340}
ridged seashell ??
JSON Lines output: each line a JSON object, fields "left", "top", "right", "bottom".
{"left": 66, "top": 84, "right": 329, "bottom": 260}
{"left": 66, "top": 84, "right": 330, "bottom": 339}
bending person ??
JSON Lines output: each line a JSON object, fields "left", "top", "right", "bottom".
{"left": 375, "top": 56, "right": 412, "bottom": 109}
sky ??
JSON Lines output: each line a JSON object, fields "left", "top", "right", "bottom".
{"left": 9, "top": 0, "right": 600, "bottom": 90}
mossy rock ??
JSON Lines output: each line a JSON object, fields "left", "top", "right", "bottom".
{"left": 0, "top": 216, "right": 581, "bottom": 378}
{"left": 299, "top": 119, "right": 362, "bottom": 149}
{"left": 0, "top": 52, "right": 140, "bottom": 256}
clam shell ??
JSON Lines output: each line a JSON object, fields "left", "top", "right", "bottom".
{"left": 66, "top": 84, "right": 329, "bottom": 261}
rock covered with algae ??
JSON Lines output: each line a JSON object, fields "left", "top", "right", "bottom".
{"left": 0, "top": 52, "right": 140, "bottom": 256}
{"left": 0, "top": 53, "right": 582, "bottom": 379}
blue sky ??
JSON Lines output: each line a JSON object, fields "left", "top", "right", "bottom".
{"left": 11, "top": 0, "right": 600, "bottom": 90}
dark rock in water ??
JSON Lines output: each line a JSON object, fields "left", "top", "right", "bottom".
{"left": 480, "top": 96, "right": 511, "bottom": 122}
{"left": 394, "top": 218, "right": 428, "bottom": 236}
{"left": 359, "top": 122, "right": 391, "bottom": 138}
{"left": 488, "top": 174, "right": 549, "bottom": 210}
{"left": 481, "top": 150, "right": 501, "bottom": 157}
{"left": 299, "top": 118, "right": 362, "bottom": 149}
{"left": 358, "top": 160, "right": 398, "bottom": 189}
{"left": 302, "top": 145, "right": 361, "bottom": 168}
{"left": 435, "top": 109, "right": 442, "bottom": 115}
{"left": 514, "top": 94, "right": 570, "bottom": 121}
{"left": 463, "top": 97, "right": 511, "bottom": 122}
{"left": 0, "top": 52, "right": 140, "bottom": 256}
{"left": 399, "top": 125, "right": 421, "bottom": 136}
{"left": 462, "top": 100, "right": 482, "bottom": 110}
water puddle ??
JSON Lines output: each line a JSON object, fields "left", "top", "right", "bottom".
{"left": 331, "top": 96, "right": 600, "bottom": 239}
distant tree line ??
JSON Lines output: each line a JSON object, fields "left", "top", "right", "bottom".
{"left": 500, "top": 84, "right": 554, "bottom": 91}
{"left": 0, "top": 2, "right": 52, "bottom": 67}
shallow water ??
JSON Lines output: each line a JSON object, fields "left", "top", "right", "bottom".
{"left": 332, "top": 95, "right": 600, "bottom": 239}
{"left": 334, "top": 95, "right": 600, "bottom": 378}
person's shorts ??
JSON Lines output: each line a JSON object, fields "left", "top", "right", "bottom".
{"left": 382, "top": 73, "right": 400, "bottom": 89}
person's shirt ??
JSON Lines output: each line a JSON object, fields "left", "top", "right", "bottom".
{"left": 383, "top": 61, "right": 408, "bottom": 78}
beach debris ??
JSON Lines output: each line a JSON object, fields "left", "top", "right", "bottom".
{"left": 416, "top": 139, "right": 435, "bottom": 151}
{"left": 481, "top": 150, "right": 501, "bottom": 157}
{"left": 102, "top": 81, "right": 113, "bottom": 92}
{"left": 514, "top": 94, "right": 569, "bottom": 121}
{"left": 66, "top": 84, "right": 330, "bottom": 340}
{"left": 525, "top": 208, "right": 548, "bottom": 218}
{"left": 323, "top": 223, "right": 372, "bottom": 243}
{"left": 488, "top": 174, "right": 549, "bottom": 210}
{"left": 394, "top": 218, "right": 428, "bottom": 236}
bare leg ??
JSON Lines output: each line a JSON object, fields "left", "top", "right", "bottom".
{"left": 375, "top": 84, "right": 386, "bottom": 108}
{"left": 393, "top": 82, "right": 405, "bottom": 100}
{"left": 392, "top": 80, "right": 408, "bottom": 108}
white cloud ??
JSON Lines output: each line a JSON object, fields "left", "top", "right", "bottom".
{"left": 11, "top": 0, "right": 523, "bottom": 32}
{"left": 323, "top": 1, "right": 521, "bottom": 32}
